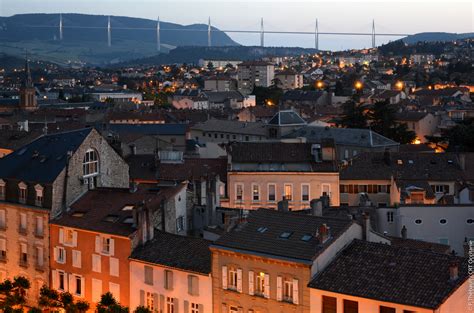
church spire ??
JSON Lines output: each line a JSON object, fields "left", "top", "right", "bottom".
{"left": 24, "top": 50, "right": 33, "bottom": 88}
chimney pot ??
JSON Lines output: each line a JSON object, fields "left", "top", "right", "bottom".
{"left": 401, "top": 225, "right": 407, "bottom": 239}
{"left": 449, "top": 259, "right": 459, "bottom": 281}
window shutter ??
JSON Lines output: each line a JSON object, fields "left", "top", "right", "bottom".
{"left": 63, "top": 249, "right": 67, "bottom": 264}
{"left": 73, "top": 250, "right": 81, "bottom": 268}
{"left": 159, "top": 294, "right": 165, "bottom": 312}
{"left": 80, "top": 277, "right": 85, "bottom": 297}
{"left": 264, "top": 274, "right": 270, "bottom": 298}
{"left": 184, "top": 300, "right": 189, "bottom": 313}
{"left": 194, "top": 276, "right": 199, "bottom": 296}
{"left": 95, "top": 236, "right": 101, "bottom": 253}
{"left": 221, "top": 303, "right": 228, "bottom": 313}
{"left": 169, "top": 271, "right": 174, "bottom": 290}
{"left": 110, "top": 258, "right": 119, "bottom": 277}
{"left": 276, "top": 276, "right": 282, "bottom": 301}
{"left": 72, "top": 231, "right": 78, "bottom": 247}
{"left": 53, "top": 247, "right": 58, "bottom": 262}
{"left": 139, "top": 290, "right": 145, "bottom": 306}
{"left": 237, "top": 268, "right": 243, "bottom": 292}
{"left": 153, "top": 293, "right": 158, "bottom": 310}
{"left": 59, "top": 229, "right": 64, "bottom": 244}
{"left": 173, "top": 298, "right": 179, "bottom": 312}
{"left": 198, "top": 304, "right": 204, "bottom": 313}
{"left": 187, "top": 275, "right": 192, "bottom": 295}
{"left": 68, "top": 274, "right": 74, "bottom": 294}
{"left": 222, "top": 266, "right": 228, "bottom": 289}
{"left": 92, "top": 254, "right": 101, "bottom": 273}
{"left": 293, "top": 278, "right": 299, "bottom": 305}
{"left": 248, "top": 271, "right": 254, "bottom": 295}
{"left": 52, "top": 270, "right": 58, "bottom": 289}
{"left": 109, "top": 238, "right": 115, "bottom": 256}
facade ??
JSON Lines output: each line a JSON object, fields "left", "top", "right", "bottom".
{"left": 129, "top": 231, "right": 212, "bottom": 312}
{"left": 394, "top": 112, "right": 439, "bottom": 143}
{"left": 190, "top": 120, "right": 268, "bottom": 144}
{"left": 0, "top": 128, "right": 128, "bottom": 306}
{"left": 227, "top": 142, "right": 340, "bottom": 209}
{"left": 274, "top": 71, "right": 304, "bottom": 90}
{"left": 237, "top": 61, "right": 275, "bottom": 95}
{"left": 88, "top": 91, "right": 143, "bottom": 104}
{"left": 204, "top": 78, "right": 237, "bottom": 92}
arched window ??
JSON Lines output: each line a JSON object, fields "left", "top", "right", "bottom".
{"left": 83, "top": 149, "right": 99, "bottom": 177}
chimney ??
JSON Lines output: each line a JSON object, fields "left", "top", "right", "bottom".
{"left": 464, "top": 237, "right": 470, "bottom": 258}
{"left": 277, "top": 198, "right": 289, "bottom": 212}
{"left": 401, "top": 225, "right": 407, "bottom": 239}
{"left": 317, "top": 223, "right": 330, "bottom": 243}
{"left": 449, "top": 256, "right": 459, "bottom": 281}
{"left": 310, "top": 199, "right": 323, "bottom": 216}
{"left": 362, "top": 213, "right": 371, "bottom": 241}
{"left": 384, "top": 148, "right": 391, "bottom": 166}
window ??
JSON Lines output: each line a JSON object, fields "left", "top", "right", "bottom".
{"left": 378, "top": 185, "right": 389, "bottom": 193}
{"left": 255, "top": 272, "right": 265, "bottom": 296}
{"left": 188, "top": 275, "right": 199, "bottom": 296}
{"left": 191, "top": 303, "right": 199, "bottom": 313}
{"left": 63, "top": 229, "right": 75, "bottom": 246}
{"left": 380, "top": 306, "right": 396, "bottom": 313}
{"left": 20, "top": 243, "right": 27, "bottom": 266}
{"left": 36, "top": 246, "right": 43, "bottom": 268}
{"left": 146, "top": 292, "right": 155, "bottom": 311}
{"left": 58, "top": 271, "right": 66, "bottom": 291}
{"left": 144, "top": 266, "right": 153, "bottom": 285}
{"left": 91, "top": 279, "right": 102, "bottom": 303}
{"left": 343, "top": 299, "right": 359, "bottom": 313}
{"left": 19, "top": 213, "right": 27, "bottom": 234}
{"left": 302, "top": 184, "right": 309, "bottom": 202}
{"left": 236, "top": 184, "right": 243, "bottom": 201}
{"left": 432, "top": 184, "right": 449, "bottom": 193}
{"left": 439, "top": 238, "right": 449, "bottom": 245}
{"left": 468, "top": 219, "right": 474, "bottom": 225}
{"left": 35, "top": 216, "right": 43, "bottom": 237}
{"left": 0, "top": 210, "right": 5, "bottom": 229}
{"left": 176, "top": 216, "right": 184, "bottom": 232}
{"left": 322, "top": 184, "right": 330, "bottom": 197}
{"left": 284, "top": 184, "right": 293, "bottom": 201}
{"left": 283, "top": 279, "right": 293, "bottom": 302}
{"left": 164, "top": 270, "right": 174, "bottom": 290}
{"left": 92, "top": 254, "right": 101, "bottom": 272}
{"left": 440, "top": 218, "right": 447, "bottom": 225}
{"left": 18, "top": 182, "right": 27, "bottom": 204}
{"left": 0, "top": 179, "right": 5, "bottom": 200}
{"left": 83, "top": 149, "right": 99, "bottom": 177}
{"left": 109, "top": 282, "right": 120, "bottom": 302}
{"left": 0, "top": 239, "right": 6, "bottom": 261}
{"left": 415, "top": 219, "right": 422, "bottom": 225}
{"left": 35, "top": 185, "right": 43, "bottom": 207}
{"left": 102, "top": 237, "right": 111, "bottom": 254}
{"left": 166, "top": 297, "right": 175, "bottom": 313}
{"left": 110, "top": 257, "right": 119, "bottom": 277}
{"left": 73, "top": 275, "right": 83, "bottom": 296}
{"left": 228, "top": 268, "right": 238, "bottom": 290}
{"left": 268, "top": 184, "right": 276, "bottom": 202}
{"left": 252, "top": 184, "right": 260, "bottom": 201}
{"left": 72, "top": 250, "right": 82, "bottom": 268}
{"left": 229, "top": 307, "right": 238, "bottom": 313}
{"left": 386, "top": 212, "right": 394, "bottom": 223}
{"left": 55, "top": 247, "right": 66, "bottom": 264}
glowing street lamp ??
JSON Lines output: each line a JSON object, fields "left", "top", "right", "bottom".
{"left": 354, "top": 81, "right": 363, "bottom": 90}
{"left": 316, "top": 81, "right": 324, "bottom": 89}
{"left": 396, "top": 81, "right": 404, "bottom": 90}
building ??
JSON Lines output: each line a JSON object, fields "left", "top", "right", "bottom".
{"left": 19, "top": 56, "right": 38, "bottom": 111}
{"left": 210, "top": 209, "right": 386, "bottom": 313}
{"left": 204, "top": 77, "right": 238, "bottom": 92}
{"left": 376, "top": 204, "right": 474, "bottom": 254}
{"left": 280, "top": 91, "right": 331, "bottom": 108}
{"left": 88, "top": 91, "right": 143, "bottom": 104}
{"left": 340, "top": 151, "right": 467, "bottom": 207}
{"left": 237, "top": 61, "right": 275, "bottom": 95}
{"left": 227, "top": 142, "right": 340, "bottom": 209}
{"left": 394, "top": 112, "right": 439, "bottom": 143}
{"left": 49, "top": 184, "right": 187, "bottom": 309}
{"left": 129, "top": 231, "right": 212, "bottom": 312}
{"left": 274, "top": 70, "right": 304, "bottom": 90}
{"left": 0, "top": 128, "right": 128, "bottom": 306}
{"left": 309, "top": 239, "right": 469, "bottom": 313}
{"left": 190, "top": 119, "right": 268, "bottom": 144}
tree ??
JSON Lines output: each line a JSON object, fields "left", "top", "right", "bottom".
{"left": 367, "top": 100, "right": 416, "bottom": 144}
{"left": 38, "top": 285, "right": 90, "bottom": 313}
{"left": 0, "top": 276, "right": 31, "bottom": 312}
{"left": 134, "top": 306, "right": 152, "bottom": 313}
{"left": 443, "top": 119, "right": 474, "bottom": 152}
{"left": 96, "top": 292, "right": 129, "bottom": 313}
{"left": 206, "top": 61, "right": 214, "bottom": 71}
{"left": 340, "top": 100, "right": 367, "bottom": 129}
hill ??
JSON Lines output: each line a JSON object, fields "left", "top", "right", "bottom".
{"left": 0, "top": 13, "right": 238, "bottom": 65}
{"left": 402, "top": 32, "right": 473, "bottom": 44}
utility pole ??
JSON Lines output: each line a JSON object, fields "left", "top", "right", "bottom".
{"left": 156, "top": 16, "right": 161, "bottom": 52}
{"left": 207, "top": 17, "right": 211, "bottom": 47}
{"left": 107, "top": 16, "right": 111, "bottom": 47}
{"left": 372, "top": 19, "right": 376, "bottom": 49}
{"left": 260, "top": 18, "right": 264, "bottom": 47}
{"left": 59, "top": 13, "right": 63, "bottom": 41}
{"left": 315, "top": 18, "right": 319, "bottom": 50}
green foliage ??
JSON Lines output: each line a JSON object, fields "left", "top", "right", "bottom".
{"left": 134, "top": 306, "right": 153, "bottom": 313}
{"left": 39, "top": 285, "right": 90, "bottom": 313}
{"left": 429, "top": 119, "right": 474, "bottom": 152}
{"left": 28, "top": 308, "right": 42, "bottom": 313}
{"left": 252, "top": 86, "right": 283, "bottom": 106}
{"left": 0, "top": 276, "right": 31, "bottom": 311}
{"left": 97, "top": 292, "right": 129, "bottom": 313}
{"left": 340, "top": 100, "right": 367, "bottom": 129}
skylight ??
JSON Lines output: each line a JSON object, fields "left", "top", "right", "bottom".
{"left": 257, "top": 226, "right": 267, "bottom": 233}
{"left": 301, "top": 234, "right": 313, "bottom": 242}
{"left": 122, "top": 205, "right": 134, "bottom": 211}
{"left": 279, "top": 231, "right": 293, "bottom": 239}
{"left": 103, "top": 215, "right": 119, "bottom": 223}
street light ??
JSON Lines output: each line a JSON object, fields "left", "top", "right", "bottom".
{"left": 354, "top": 81, "right": 363, "bottom": 90}
{"left": 316, "top": 81, "right": 324, "bottom": 89}
{"left": 396, "top": 81, "right": 404, "bottom": 90}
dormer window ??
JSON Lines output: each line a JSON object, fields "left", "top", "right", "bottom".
{"left": 0, "top": 179, "right": 5, "bottom": 200}
{"left": 18, "top": 182, "right": 27, "bottom": 204}
{"left": 34, "top": 184, "right": 44, "bottom": 207}
{"left": 83, "top": 149, "right": 99, "bottom": 177}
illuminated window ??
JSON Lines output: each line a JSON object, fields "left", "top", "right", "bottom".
{"left": 146, "top": 292, "right": 155, "bottom": 311}
{"left": 228, "top": 268, "right": 238, "bottom": 290}
{"left": 83, "top": 149, "right": 99, "bottom": 177}
{"left": 191, "top": 303, "right": 199, "bottom": 313}
{"left": 166, "top": 297, "right": 174, "bottom": 313}
{"left": 252, "top": 184, "right": 260, "bottom": 201}
{"left": 283, "top": 279, "right": 293, "bottom": 302}
{"left": 284, "top": 184, "right": 292, "bottom": 201}
{"left": 236, "top": 184, "right": 243, "bottom": 201}
{"left": 255, "top": 272, "right": 265, "bottom": 296}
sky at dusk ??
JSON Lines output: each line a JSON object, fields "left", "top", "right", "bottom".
{"left": 1, "top": 0, "right": 473, "bottom": 50}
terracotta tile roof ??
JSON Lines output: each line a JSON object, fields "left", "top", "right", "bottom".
{"left": 309, "top": 239, "right": 468, "bottom": 309}
{"left": 213, "top": 209, "right": 354, "bottom": 262}
{"left": 130, "top": 230, "right": 211, "bottom": 274}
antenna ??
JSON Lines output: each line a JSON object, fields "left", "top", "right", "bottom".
{"left": 107, "top": 16, "right": 111, "bottom": 47}
{"left": 207, "top": 17, "right": 211, "bottom": 47}
{"left": 59, "top": 13, "right": 63, "bottom": 41}
{"left": 372, "top": 19, "right": 376, "bottom": 49}
{"left": 157, "top": 16, "right": 161, "bottom": 52}
{"left": 260, "top": 18, "right": 264, "bottom": 47}
{"left": 315, "top": 18, "right": 319, "bottom": 50}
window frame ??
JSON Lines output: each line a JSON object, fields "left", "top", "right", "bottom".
{"left": 82, "top": 148, "right": 99, "bottom": 178}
